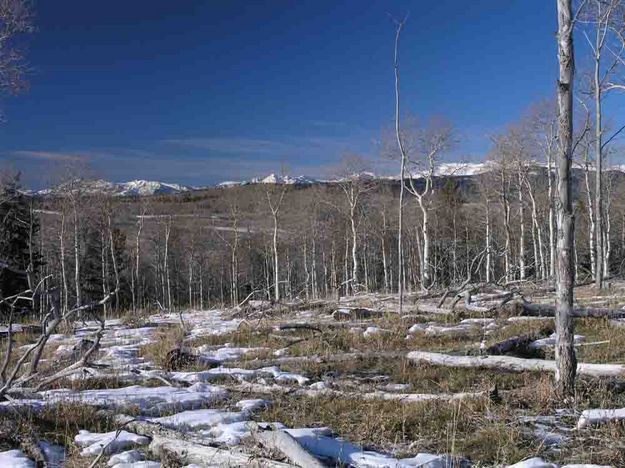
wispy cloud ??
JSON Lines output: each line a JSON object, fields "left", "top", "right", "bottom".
{"left": 12, "top": 150, "right": 87, "bottom": 162}
{"left": 163, "top": 135, "right": 369, "bottom": 161}
{"left": 7, "top": 131, "right": 380, "bottom": 189}
{"left": 163, "top": 138, "right": 296, "bottom": 156}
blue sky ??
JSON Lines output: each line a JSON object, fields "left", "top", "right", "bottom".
{"left": 0, "top": 1, "right": 563, "bottom": 188}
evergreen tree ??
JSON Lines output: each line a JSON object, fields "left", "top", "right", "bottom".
{"left": 0, "top": 173, "right": 41, "bottom": 301}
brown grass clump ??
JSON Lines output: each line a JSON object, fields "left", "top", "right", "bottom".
{"left": 138, "top": 326, "right": 186, "bottom": 369}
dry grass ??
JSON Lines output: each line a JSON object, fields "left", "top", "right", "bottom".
{"left": 6, "top": 292, "right": 625, "bottom": 466}
{"left": 138, "top": 326, "right": 186, "bottom": 369}
{"left": 0, "top": 403, "right": 116, "bottom": 468}
{"left": 254, "top": 373, "right": 625, "bottom": 466}
{"left": 573, "top": 318, "right": 625, "bottom": 363}
{"left": 258, "top": 395, "right": 539, "bottom": 464}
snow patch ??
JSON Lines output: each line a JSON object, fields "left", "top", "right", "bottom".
{"left": 0, "top": 450, "right": 35, "bottom": 468}
{"left": 75, "top": 429, "right": 149, "bottom": 456}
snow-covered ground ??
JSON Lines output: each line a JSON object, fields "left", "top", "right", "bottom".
{"left": 0, "top": 292, "right": 622, "bottom": 467}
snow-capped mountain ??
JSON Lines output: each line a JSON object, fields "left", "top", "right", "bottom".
{"left": 36, "top": 179, "right": 194, "bottom": 197}
{"left": 218, "top": 173, "right": 319, "bottom": 187}
{"left": 252, "top": 173, "right": 319, "bottom": 185}
{"left": 119, "top": 180, "right": 192, "bottom": 196}
{"left": 218, "top": 164, "right": 489, "bottom": 188}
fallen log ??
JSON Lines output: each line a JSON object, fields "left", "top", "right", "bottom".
{"left": 484, "top": 326, "right": 553, "bottom": 356}
{"left": 108, "top": 413, "right": 223, "bottom": 448}
{"left": 407, "top": 350, "right": 625, "bottom": 378}
{"left": 407, "top": 351, "right": 625, "bottom": 377}
{"left": 414, "top": 303, "right": 456, "bottom": 316}
{"left": 332, "top": 307, "right": 384, "bottom": 320}
{"left": 276, "top": 324, "right": 323, "bottom": 333}
{"left": 519, "top": 302, "right": 625, "bottom": 319}
{"left": 484, "top": 335, "right": 540, "bottom": 356}
{"left": 224, "top": 381, "right": 489, "bottom": 403}
{"left": 577, "top": 407, "right": 625, "bottom": 429}
{"left": 233, "top": 350, "right": 406, "bottom": 368}
{"left": 149, "top": 435, "right": 295, "bottom": 467}
{"left": 249, "top": 422, "right": 326, "bottom": 468}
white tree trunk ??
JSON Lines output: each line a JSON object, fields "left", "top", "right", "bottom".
{"left": 518, "top": 172, "right": 526, "bottom": 280}
{"left": 555, "top": 0, "right": 577, "bottom": 396}
{"left": 72, "top": 202, "right": 81, "bottom": 308}
{"left": 272, "top": 212, "right": 280, "bottom": 301}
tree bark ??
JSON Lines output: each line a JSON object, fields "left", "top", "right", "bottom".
{"left": 555, "top": 0, "right": 577, "bottom": 397}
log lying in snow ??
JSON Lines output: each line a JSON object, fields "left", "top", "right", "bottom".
{"left": 414, "top": 303, "right": 456, "bottom": 316}
{"left": 225, "top": 381, "right": 488, "bottom": 403}
{"left": 518, "top": 302, "right": 625, "bottom": 319}
{"left": 249, "top": 422, "right": 326, "bottom": 468}
{"left": 577, "top": 407, "right": 625, "bottom": 429}
{"left": 109, "top": 413, "right": 222, "bottom": 448}
{"left": 407, "top": 351, "right": 625, "bottom": 378}
{"left": 235, "top": 350, "right": 405, "bottom": 368}
{"left": 149, "top": 435, "right": 295, "bottom": 467}
{"left": 332, "top": 307, "right": 385, "bottom": 320}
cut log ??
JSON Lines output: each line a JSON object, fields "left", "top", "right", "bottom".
{"left": 407, "top": 350, "right": 625, "bottom": 378}
{"left": 149, "top": 435, "right": 295, "bottom": 467}
{"left": 249, "top": 422, "right": 326, "bottom": 468}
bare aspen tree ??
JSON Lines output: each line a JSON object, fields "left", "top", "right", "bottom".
{"left": 490, "top": 137, "right": 514, "bottom": 282}
{"left": 528, "top": 102, "right": 559, "bottom": 277}
{"left": 381, "top": 206, "right": 390, "bottom": 292}
{"left": 59, "top": 209, "right": 68, "bottom": 313}
{"left": 132, "top": 203, "right": 146, "bottom": 311}
{"left": 214, "top": 199, "right": 240, "bottom": 306}
{"left": 397, "top": 118, "right": 454, "bottom": 289}
{"left": 105, "top": 201, "right": 120, "bottom": 313}
{"left": 162, "top": 215, "right": 172, "bottom": 309}
{"left": 265, "top": 182, "right": 287, "bottom": 301}
{"left": 604, "top": 169, "right": 616, "bottom": 274}
{"left": 71, "top": 189, "right": 81, "bottom": 308}
{"left": 477, "top": 173, "right": 495, "bottom": 283}
{"left": 335, "top": 155, "right": 373, "bottom": 295}
{"left": 578, "top": 0, "right": 625, "bottom": 288}
{"left": 515, "top": 140, "right": 528, "bottom": 281}
{"left": 555, "top": 0, "right": 577, "bottom": 397}
{"left": 392, "top": 15, "right": 408, "bottom": 312}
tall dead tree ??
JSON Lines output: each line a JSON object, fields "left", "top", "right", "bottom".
{"left": 393, "top": 16, "right": 408, "bottom": 313}
{"left": 555, "top": 0, "right": 577, "bottom": 397}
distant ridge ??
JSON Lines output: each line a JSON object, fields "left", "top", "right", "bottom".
{"left": 35, "top": 179, "right": 194, "bottom": 197}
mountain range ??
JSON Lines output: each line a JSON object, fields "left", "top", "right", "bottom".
{"left": 31, "top": 161, "right": 625, "bottom": 197}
